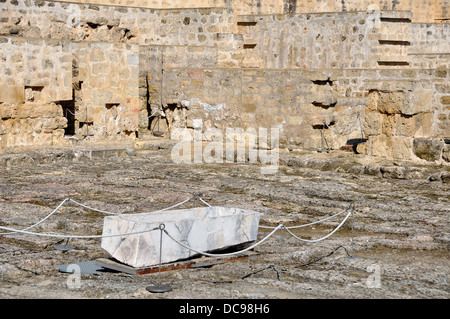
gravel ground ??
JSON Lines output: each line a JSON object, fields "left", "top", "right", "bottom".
{"left": 0, "top": 144, "right": 448, "bottom": 300}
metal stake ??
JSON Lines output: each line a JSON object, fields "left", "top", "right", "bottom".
{"left": 54, "top": 198, "right": 75, "bottom": 251}
{"left": 278, "top": 226, "right": 283, "bottom": 281}
{"left": 146, "top": 224, "right": 172, "bottom": 293}
{"left": 317, "top": 122, "right": 329, "bottom": 153}
{"left": 347, "top": 207, "right": 362, "bottom": 259}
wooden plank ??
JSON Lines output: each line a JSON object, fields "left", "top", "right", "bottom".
{"left": 96, "top": 251, "right": 258, "bottom": 275}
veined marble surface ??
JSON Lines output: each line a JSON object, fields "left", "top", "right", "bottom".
{"left": 101, "top": 206, "right": 261, "bottom": 268}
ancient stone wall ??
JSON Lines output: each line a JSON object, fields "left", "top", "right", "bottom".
{"left": 0, "top": 0, "right": 234, "bottom": 46}
{"left": 0, "top": 0, "right": 233, "bottom": 147}
{"left": 231, "top": 0, "right": 449, "bottom": 23}
{"left": 47, "top": 0, "right": 450, "bottom": 23}
{"left": 0, "top": 36, "right": 71, "bottom": 148}
{"left": 237, "top": 11, "right": 382, "bottom": 69}
{"left": 0, "top": 37, "right": 72, "bottom": 104}
{"left": 0, "top": 0, "right": 449, "bottom": 163}
{"left": 361, "top": 69, "right": 449, "bottom": 161}
{"left": 50, "top": 0, "right": 228, "bottom": 9}
{"left": 70, "top": 41, "right": 140, "bottom": 141}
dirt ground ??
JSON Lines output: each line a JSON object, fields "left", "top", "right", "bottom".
{"left": 0, "top": 142, "right": 448, "bottom": 300}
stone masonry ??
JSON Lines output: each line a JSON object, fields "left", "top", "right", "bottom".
{"left": 0, "top": 0, "right": 449, "bottom": 163}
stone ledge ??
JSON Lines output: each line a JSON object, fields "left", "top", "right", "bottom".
{"left": 0, "top": 145, "right": 134, "bottom": 168}
{"left": 281, "top": 149, "right": 449, "bottom": 181}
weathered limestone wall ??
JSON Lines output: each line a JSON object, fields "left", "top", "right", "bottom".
{"left": 0, "top": 36, "right": 71, "bottom": 148}
{"left": 409, "top": 23, "right": 450, "bottom": 68}
{"left": 0, "top": 0, "right": 232, "bottom": 147}
{"left": 34, "top": 0, "right": 450, "bottom": 23}
{"left": 70, "top": 41, "right": 140, "bottom": 141}
{"left": 0, "top": 101, "right": 67, "bottom": 149}
{"left": 237, "top": 10, "right": 417, "bottom": 69}
{"left": 138, "top": 45, "right": 224, "bottom": 133}
{"left": 0, "top": 37, "right": 140, "bottom": 147}
{"left": 50, "top": 0, "right": 228, "bottom": 9}
{"left": 231, "top": 0, "right": 449, "bottom": 23}
{"left": 0, "top": 0, "right": 234, "bottom": 46}
{"left": 156, "top": 65, "right": 449, "bottom": 159}
{"left": 361, "top": 68, "right": 449, "bottom": 161}
{"left": 0, "top": 37, "right": 72, "bottom": 104}
{"left": 0, "top": 0, "right": 449, "bottom": 163}
{"left": 238, "top": 11, "right": 382, "bottom": 69}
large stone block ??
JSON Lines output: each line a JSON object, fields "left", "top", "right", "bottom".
{"left": 443, "top": 144, "right": 450, "bottom": 162}
{"left": 363, "top": 112, "right": 382, "bottom": 136}
{"left": 407, "top": 87, "right": 432, "bottom": 115}
{"left": 101, "top": 206, "right": 261, "bottom": 268}
{"left": 377, "top": 91, "right": 408, "bottom": 114}
{"left": 413, "top": 138, "right": 444, "bottom": 162}
{"left": 391, "top": 136, "right": 413, "bottom": 160}
{"left": 0, "top": 85, "right": 24, "bottom": 104}
{"left": 370, "top": 135, "right": 413, "bottom": 160}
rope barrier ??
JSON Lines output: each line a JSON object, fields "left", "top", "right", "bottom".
{"left": 161, "top": 207, "right": 353, "bottom": 257}
{"left": 0, "top": 199, "right": 70, "bottom": 235}
{"left": 151, "top": 195, "right": 197, "bottom": 212}
{"left": 0, "top": 196, "right": 355, "bottom": 261}
{"left": 196, "top": 195, "right": 212, "bottom": 207}
{"left": 68, "top": 198, "right": 120, "bottom": 215}
{"left": 69, "top": 194, "right": 206, "bottom": 215}
{"left": 282, "top": 208, "right": 353, "bottom": 243}
{"left": 163, "top": 225, "right": 284, "bottom": 258}
{"left": 259, "top": 206, "right": 351, "bottom": 230}
{"left": 0, "top": 195, "right": 207, "bottom": 236}
{"left": 0, "top": 224, "right": 159, "bottom": 239}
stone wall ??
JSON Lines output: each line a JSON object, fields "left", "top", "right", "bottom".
{"left": 231, "top": 0, "right": 449, "bottom": 23}
{"left": 39, "top": 0, "right": 450, "bottom": 23}
{"left": 361, "top": 69, "right": 449, "bottom": 161}
{"left": 0, "top": 0, "right": 449, "bottom": 164}
{"left": 0, "top": 35, "right": 140, "bottom": 147}
{"left": 0, "top": 0, "right": 231, "bottom": 146}
{"left": 0, "top": 36, "right": 71, "bottom": 148}
{"left": 50, "top": 0, "right": 228, "bottom": 9}
{"left": 0, "top": 37, "right": 72, "bottom": 104}
{"left": 237, "top": 11, "right": 381, "bottom": 69}
{"left": 0, "top": 0, "right": 234, "bottom": 46}
{"left": 0, "top": 101, "right": 67, "bottom": 149}
{"left": 69, "top": 41, "right": 140, "bottom": 141}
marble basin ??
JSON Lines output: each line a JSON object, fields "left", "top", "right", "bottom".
{"left": 101, "top": 206, "right": 261, "bottom": 268}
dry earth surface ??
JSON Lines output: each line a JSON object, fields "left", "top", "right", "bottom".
{"left": 0, "top": 141, "right": 449, "bottom": 300}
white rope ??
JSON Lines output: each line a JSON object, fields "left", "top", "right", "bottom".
{"left": 0, "top": 199, "right": 69, "bottom": 235}
{"left": 68, "top": 194, "right": 210, "bottom": 215}
{"left": 287, "top": 207, "right": 351, "bottom": 229}
{"left": 0, "top": 194, "right": 352, "bottom": 253}
{"left": 259, "top": 206, "right": 351, "bottom": 230}
{"left": 196, "top": 195, "right": 212, "bottom": 207}
{"left": 0, "top": 224, "right": 159, "bottom": 239}
{"left": 69, "top": 198, "right": 121, "bottom": 215}
{"left": 163, "top": 225, "right": 284, "bottom": 257}
{"left": 148, "top": 109, "right": 164, "bottom": 119}
{"left": 0, "top": 196, "right": 211, "bottom": 236}
{"left": 283, "top": 208, "right": 353, "bottom": 243}
{"left": 162, "top": 209, "right": 352, "bottom": 257}
{"left": 152, "top": 195, "right": 196, "bottom": 212}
